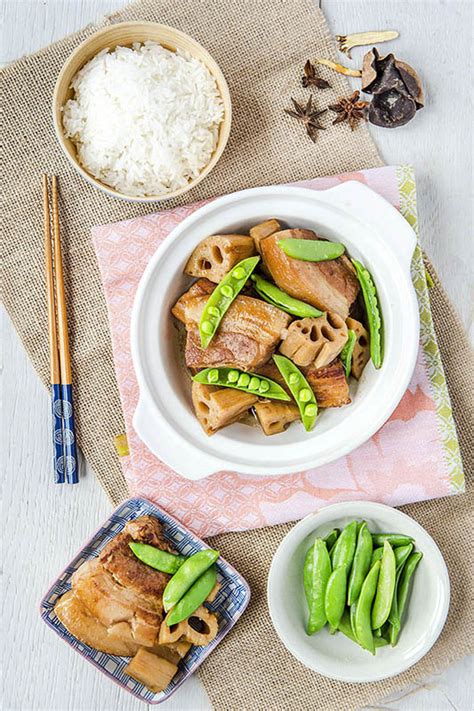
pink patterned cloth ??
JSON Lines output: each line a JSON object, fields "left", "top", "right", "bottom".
{"left": 92, "top": 166, "right": 451, "bottom": 537}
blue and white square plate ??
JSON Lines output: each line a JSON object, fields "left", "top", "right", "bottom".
{"left": 40, "top": 497, "right": 251, "bottom": 704}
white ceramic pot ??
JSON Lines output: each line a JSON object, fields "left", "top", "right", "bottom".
{"left": 131, "top": 183, "right": 419, "bottom": 480}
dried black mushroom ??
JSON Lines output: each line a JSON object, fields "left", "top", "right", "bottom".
{"left": 361, "top": 48, "right": 424, "bottom": 128}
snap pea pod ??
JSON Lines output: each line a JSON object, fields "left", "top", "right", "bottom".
{"left": 165, "top": 566, "right": 217, "bottom": 626}
{"left": 387, "top": 559, "right": 407, "bottom": 631}
{"left": 323, "top": 528, "right": 340, "bottom": 550}
{"left": 199, "top": 256, "right": 260, "bottom": 348}
{"left": 193, "top": 367, "right": 291, "bottom": 401}
{"left": 279, "top": 239, "right": 345, "bottom": 262}
{"left": 347, "top": 522, "right": 373, "bottom": 605}
{"left": 372, "top": 533, "right": 414, "bottom": 548}
{"left": 327, "top": 520, "right": 358, "bottom": 613}
{"left": 390, "top": 551, "right": 423, "bottom": 646}
{"left": 350, "top": 601, "right": 358, "bottom": 640}
{"left": 340, "top": 329, "right": 356, "bottom": 379}
{"left": 273, "top": 355, "right": 318, "bottom": 431}
{"left": 351, "top": 259, "right": 383, "bottom": 369}
{"left": 355, "top": 560, "right": 381, "bottom": 655}
{"left": 339, "top": 609, "right": 357, "bottom": 644}
{"left": 386, "top": 544, "right": 414, "bottom": 630}
{"left": 304, "top": 538, "right": 332, "bottom": 635}
{"left": 371, "top": 547, "right": 383, "bottom": 566}
{"left": 324, "top": 566, "right": 346, "bottom": 629}
{"left": 129, "top": 542, "right": 186, "bottom": 574}
{"left": 338, "top": 611, "right": 388, "bottom": 649}
{"left": 371, "top": 541, "right": 396, "bottom": 630}
{"left": 372, "top": 542, "right": 413, "bottom": 568}
{"left": 251, "top": 274, "right": 323, "bottom": 318}
{"left": 331, "top": 520, "right": 358, "bottom": 572}
{"left": 163, "top": 549, "right": 219, "bottom": 612}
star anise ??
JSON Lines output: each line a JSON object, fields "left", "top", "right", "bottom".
{"left": 302, "top": 59, "right": 331, "bottom": 89}
{"left": 328, "top": 90, "right": 369, "bottom": 130}
{"left": 284, "top": 96, "right": 327, "bottom": 142}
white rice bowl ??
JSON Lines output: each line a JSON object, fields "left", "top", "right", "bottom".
{"left": 62, "top": 41, "right": 224, "bottom": 197}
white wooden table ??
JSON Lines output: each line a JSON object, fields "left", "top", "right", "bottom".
{"left": 2, "top": 1, "right": 472, "bottom": 709}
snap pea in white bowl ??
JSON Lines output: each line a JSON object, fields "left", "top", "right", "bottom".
{"left": 267, "top": 501, "right": 450, "bottom": 683}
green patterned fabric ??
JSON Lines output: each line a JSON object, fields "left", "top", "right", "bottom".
{"left": 397, "top": 165, "right": 464, "bottom": 492}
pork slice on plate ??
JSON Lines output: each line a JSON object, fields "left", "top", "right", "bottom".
{"left": 260, "top": 229, "right": 360, "bottom": 319}
{"left": 183, "top": 294, "right": 291, "bottom": 371}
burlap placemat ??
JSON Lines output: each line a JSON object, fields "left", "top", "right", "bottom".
{"left": 2, "top": 0, "right": 472, "bottom": 708}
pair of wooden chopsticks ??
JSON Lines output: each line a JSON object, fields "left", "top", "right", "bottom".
{"left": 43, "top": 175, "right": 78, "bottom": 485}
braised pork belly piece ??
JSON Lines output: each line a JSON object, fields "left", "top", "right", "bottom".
{"left": 184, "top": 235, "right": 256, "bottom": 283}
{"left": 171, "top": 278, "right": 215, "bottom": 323}
{"left": 192, "top": 382, "right": 257, "bottom": 435}
{"left": 249, "top": 218, "right": 281, "bottom": 253}
{"left": 260, "top": 229, "right": 360, "bottom": 319}
{"left": 182, "top": 294, "right": 291, "bottom": 371}
{"left": 302, "top": 359, "right": 351, "bottom": 408}
{"left": 347, "top": 317, "right": 370, "bottom": 379}
{"left": 54, "top": 590, "right": 140, "bottom": 656}
{"left": 279, "top": 312, "right": 348, "bottom": 368}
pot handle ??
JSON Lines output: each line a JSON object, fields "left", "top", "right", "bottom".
{"left": 319, "top": 181, "right": 417, "bottom": 270}
{"left": 133, "top": 396, "right": 220, "bottom": 481}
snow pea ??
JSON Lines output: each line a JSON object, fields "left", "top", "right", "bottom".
{"left": 340, "top": 329, "right": 356, "bottom": 379}
{"left": 387, "top": 558, "right": 407, "bottom": 631}
{"left": 347, "top": 522, "right": 373, "bottom": 605}
{"left": 351, "top": 259, "right": 383, "bottom": 369}
{"left": 355, "top": 560, "right": 381, "bottom": 654}
{"left": 199, "top": 256, "right": 260, "bottom": 348}
{"left": 394, "top": 543, "right": 414, "bottom": 571}
{"left": 279, "top": 239, "right": 345, "bottom": 262}
{"left": 304, "top": 538, "right": 332, "bottom": 635}
{"left": 165, "top": 566, "right": 217, "bottom": 626}
{"left": 372, "top": 533, "right": 414, "bottom": 548}
{"left": 193, "top": 367, "right": 290, "bottom": 401}
{"left": 331, "top": 520, "right": 358, "bottom": 573}
{"left": 273, "top": 355, "right": 318, "bottom": 431}
{"left": 349, "top": 600, "right": 358, "bottom": 642}
{"left": 163, "top": 549, "right": 219, "bottom": 612}
{"left": 371, "top": 541, "right": 396, "bottom": 630}
{"left": 324, "top": 566, "right": 346, "bottom": 629}
{"left": 323, "top": 528, "right": 340, "bottom": 550}
{"left": 338, "top": 611, "right": 388, "bottom": 650}
{"left": 129, "top": 542, "right": 186, "bottom": 574}
{"left": 372, "top": 542, "right": 413, "bottom": 568}
{"left": 339, "top": 610, "right": 357, "bottom": 643}
{"left": 251, "top": 274, "right": 323, "bottom": 318}
{"left": 390, "top": 551, "right": 423, "bottom": 646}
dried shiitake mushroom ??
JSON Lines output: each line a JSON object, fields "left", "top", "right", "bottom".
{"left": 361, "top": 48, "right": 424, "bottom": 128}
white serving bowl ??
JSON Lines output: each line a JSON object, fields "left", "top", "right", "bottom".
{"left": 131, "top": 182, "right": 419, "bottom": 479}
{"left": 267, "top": 501, "right": 450, "bottom": 683}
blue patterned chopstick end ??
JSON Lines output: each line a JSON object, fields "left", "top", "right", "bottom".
{"left": 51, "top": 383, "right": 65, "bottom": 484}
{"left": 60, "top": 383, "right": 79, "bottom": 485}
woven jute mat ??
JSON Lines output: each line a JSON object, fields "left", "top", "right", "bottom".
{"left": 2, "top": 0, "right": 472, "bottom": 708}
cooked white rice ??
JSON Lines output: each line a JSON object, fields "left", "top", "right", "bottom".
{"left": 62, "top": 42, "right": 224, "bottom": 197}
